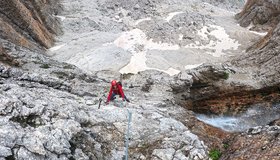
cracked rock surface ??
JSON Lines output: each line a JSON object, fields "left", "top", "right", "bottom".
{"left": 0, "top": 0, "right": 280, "bottom": 160}
{"left": 0, "top": 45, "right": 209, "bottom": 159}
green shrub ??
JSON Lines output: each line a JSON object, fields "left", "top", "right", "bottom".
{"left": 223, "top": 143, "right": 229, "bottom": 149}
{"left": 223, "top": 72, "right": 229, "bottom": 80}
{"left": 209, "top": 148, "right": 221, "bottom": 160}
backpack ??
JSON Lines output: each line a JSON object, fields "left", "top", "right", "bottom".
{"left": 117, "top": 81, "right": 122, "bottom": 87}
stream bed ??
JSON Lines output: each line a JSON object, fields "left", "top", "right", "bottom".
{"left": 196, "top": 103, "right": 280, "bottom": 132}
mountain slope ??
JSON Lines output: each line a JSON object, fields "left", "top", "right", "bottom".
{"left": 0, "top": 0, "right": 279, "bottom": 160}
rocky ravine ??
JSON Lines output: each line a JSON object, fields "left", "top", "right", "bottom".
{"left": 234, "top": 0, "right": 280, "bottom": 87}
{"left": 0, "top": 0, "right": 279, "bottom": 160}
{"left": 171, "top": 0, "right": 280, "bottom": 117}
{"left": 0, "top": 1, "right": 217, "bottom": 159}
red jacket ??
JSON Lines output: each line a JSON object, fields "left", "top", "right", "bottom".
{"left": 106, "top": 83, "right": 125, "bottom": 102}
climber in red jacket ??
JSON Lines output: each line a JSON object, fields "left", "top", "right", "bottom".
{"left": 106, "top": 80, "right": 130, "bottom": 104}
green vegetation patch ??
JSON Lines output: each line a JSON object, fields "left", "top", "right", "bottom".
{"left": 223, "top": 143, "right": 229, "bottom": 149}
{"left": 223, "top": 72, "right": 230, "bottom": 80}
{"left": 209, "top": 148, "right": 222, "bottom": 160}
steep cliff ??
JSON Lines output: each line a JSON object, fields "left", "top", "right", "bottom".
{"left": 172, "top": 1, "right": 280, "bottom": 158}
{"left": 0, "top": 0, "right": 61, "bottom": 51}
{"left": 233, "top": 0, "right": 280, "bottom": 87}
{"left": 221, "top": 1, "right": 280, "bottom": 159}
{"left": 236, "top": 0, "right": 280, "bottom": 31}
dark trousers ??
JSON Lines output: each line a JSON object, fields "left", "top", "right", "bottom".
{"left": 110, "top": 93, "right": 130, "bottom": 102}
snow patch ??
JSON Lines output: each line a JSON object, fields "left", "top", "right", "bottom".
{"left": 119, "top": 52, "right": 147, "bottom": 74}
{"left": 115, "top": 29, "right": 180, "bottom": 76}
{"left": 54, "top": 15, "right": 66, "bottom": 21}
{"left": 48, "top": 44, "right": 65, "bottom": 52}
{"left": 134, "top": 17, "right": 151, "bottom": 25}
{"left": 246, "top": 23, "right": 267, "bottom": 36}
{"left": 166, "top": 12, "right": 184, "bottom": 23}
{"left": 185, "top": 25, "right": 240, "bottom": 57}
{"left": 119, "top": 52, "right": 180, "bottom": 76}
{"left": 249, "top": 30, "right": 267, "bottom": 36}
{"left": 114, "top": 29, "right": 180, "bottom": 52}
{"left": 197, "top": 26, "right": 208, "bottom": 40}
{"left": 185, "top": 63, "right": 203, "bottom": 70}
{"left": 178, "top": 34, "right": 184, "bottom": 41}
{"left": 164, "top": 68, "right": 181, "bottom": 76}
{"left": 146, "top": 40, "right": 180, "bottom": 50}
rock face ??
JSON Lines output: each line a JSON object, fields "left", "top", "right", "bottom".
{"left": 0, "top": 1, "right": 212, "bottom": 156}
{"left": 236, "top": 0, "right": 280, "bottom": 31}
{"left": 232, "top": 6, "right": 280, "bottom": 160}
{"left": 0, "top": 46, "right": 20, "bottom": 66}
{"left": 0, "top": 46, "right": 210, "bottom": 159}
{"left": 0, "top": 0, "right": 61, "bottom": 49}
{"left": 234, "top": 0, "right": 280, "bottom": 87}
{"left": 221, "top": 125, "right": 280, "bottom": 160}
{"left": 172, "top": 1, "right": 280, "bottom": 115}
{"left": 172, "top": 64, "right": 280, "bottom": 129}
{"left": 171, "top": 1, "right": 280, "bottom": 159}
{"left": 0, "top": 0, "right": 279, "bottom": 160}
{"left": 232, "top": 23, "right": 280, "bottom": 87}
